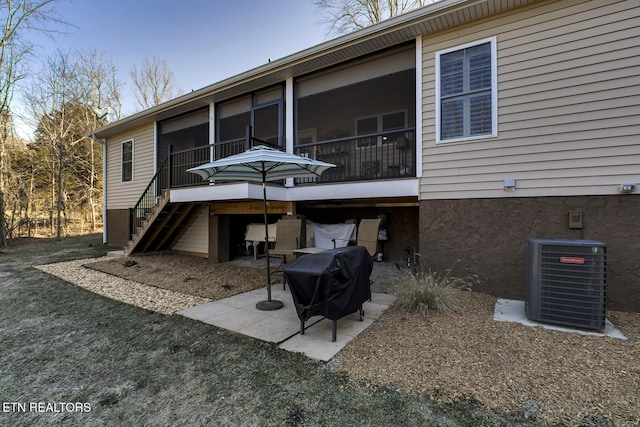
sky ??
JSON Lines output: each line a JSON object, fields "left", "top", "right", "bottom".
{"left": 18, "top": 0, "right": 329, "bottom": 137}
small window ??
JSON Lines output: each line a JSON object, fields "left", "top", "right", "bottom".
{"left": 356, "top": 110, "right": 407, "bottom": 147}
{"left": 436, "top": 37, "right": 497, "bottom": 143}
{"left": 382, "top": 111, "right": 405, "bottom": 132}
{"left": 121, "top": 140, "right": 133, "bottom": 182}
{"left": 297, "top": 128, "right": 317, "bottom": 145}
{"left": 356, "top": 116, "right": 378, "bottom": 147}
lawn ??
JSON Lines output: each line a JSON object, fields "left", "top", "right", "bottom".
{"left": 0, "top": 234, "right": 551, "bottom": 426}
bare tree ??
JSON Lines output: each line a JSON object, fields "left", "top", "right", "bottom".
{"left": 130, "top": 55, "right": 182, "bottom": 111}
{"left": 0, "top": 0, "right": 65, "bottom": 244}
{"left": 24, "top": 50, "right": 74, "bottom": 238}
{"left": 0, "top": 122, "right": 29, "bottom": 243}
{"left": 73, "top": 49, "right": 122, "bottom": 230}
{"left": 314, "top": 0, "right": 435, "bottom": 36}
{"left": 0, "top": 0, "right": 65, "bottom": 185}
{"left": 23, "top": 49, "right": 121, "bottom": 237}
{"left": 76, "top": 49, "right": 123, "bottom": 121}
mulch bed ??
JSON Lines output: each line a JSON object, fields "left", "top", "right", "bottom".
{"left": 86, "top": 252, "right": 268, "bottom": 300}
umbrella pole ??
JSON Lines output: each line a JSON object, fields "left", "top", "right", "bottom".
{"left": 256, "top": 173, "right": 284, "bottom": 311}
{"left": 263, "top": 180, "right": 272, "bottom": 298}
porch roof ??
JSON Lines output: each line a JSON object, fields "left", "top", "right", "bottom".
{"left": 93, "top": 0, "right": 540, "bottom": 139}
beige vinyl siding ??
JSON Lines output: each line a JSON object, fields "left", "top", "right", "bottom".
{"left": 420, "top": 0, "right": 639, "bottom": 199}
{"left": 172, "top": 209, "right": 209, "bottom": 255}
{"left": 105, "top": 124, "right": 155, "bottom": 209}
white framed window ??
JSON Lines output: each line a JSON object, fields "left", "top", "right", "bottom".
{"left": 297, "top": 127, "right": 317, "bottom": 145}
{"left": 121, "top": 139, "right": 133, "bottom": 182}
{"left": 356, "top": 110, "right": 407, "bottom": 147}
{"left": 435, "top": 37, "right": 497, "bottom": 143}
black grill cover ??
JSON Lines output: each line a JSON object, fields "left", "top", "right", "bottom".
{"left": 283, "top": 246, "right": 372, "bottom": 321}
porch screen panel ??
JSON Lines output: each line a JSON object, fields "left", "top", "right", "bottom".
{"left": 297, "top": 47, "right": 415, "bottom": 97}
{"left": 158, "top": 107, "right": 210, "bottom": 173}
{"left": 218, "top": 96, "right": 251, "bottom": 142}
{"left": 294, "top": 44, "right": 416, "bottom": 183}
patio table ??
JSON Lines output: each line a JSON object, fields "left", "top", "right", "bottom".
{"left": 293, "top": 247, "right": 327, "bottom": 256}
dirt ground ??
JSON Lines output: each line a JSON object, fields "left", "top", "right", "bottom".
{"left": 88, "top": 252, "right": 640, "bottom": 426}
{"left": 88, "top": 253, "right": 268, "bottom": 300}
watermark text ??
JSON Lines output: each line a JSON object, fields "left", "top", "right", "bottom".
{"left": 2, "top": 402, "right": 91, "bottom": 413}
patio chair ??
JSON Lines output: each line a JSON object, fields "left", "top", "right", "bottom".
{"left": 245, "top": 222, "right": 277, "bottom": 260}
{"left": 357, "top": 218, "right": 381, "bottom": 257}
{"left": 268, "top": 218, "right": 303, "bottom": 288}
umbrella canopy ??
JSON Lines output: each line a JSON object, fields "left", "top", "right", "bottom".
{"left": 187, "top": 145, "right": 335, "bottom": 183}
{"left": 187, "top": 145, "right": 335, "bottom": 311}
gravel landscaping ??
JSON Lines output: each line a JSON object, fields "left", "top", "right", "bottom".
{"left": 38, "top": 250, "right": 640, "bottom": 426}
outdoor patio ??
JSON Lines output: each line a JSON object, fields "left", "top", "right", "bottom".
{"left": 38, "top": 251, "right": 398, "bottom": 362}
{"left": 178, "top": 286, "right": 395, "bottom": 361}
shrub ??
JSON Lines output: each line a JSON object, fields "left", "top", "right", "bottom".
{"left": 394, "top": 266, "right": 478, "bottom": 316}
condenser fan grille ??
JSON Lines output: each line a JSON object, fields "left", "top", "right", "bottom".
{"left": 526, "top": 239, "right": 606, "bottom": 330}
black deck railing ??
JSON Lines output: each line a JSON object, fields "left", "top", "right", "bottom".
{"left": 294, "top": 128, "right": 415, "bottom": 184}
{"left": 169, "top": 145, "right": 214, "bottom": 187}
{"left": 129, "top": 157, "right": 170, "bottom": 239}
{"left": 128, "top": 129, "right": 415, "bottom": 239}
{"left": 165, "top": 128, "right": 416, "bottom": 189}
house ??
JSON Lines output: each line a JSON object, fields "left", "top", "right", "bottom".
{"left": 93, "top": 0, "right": 639, "bottom": 312}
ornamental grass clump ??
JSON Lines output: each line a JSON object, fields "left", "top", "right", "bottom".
{"left": 395, "top": 266, "right": 479, "bottom": 316}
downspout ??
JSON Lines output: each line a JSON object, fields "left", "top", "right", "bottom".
{"left": 91, "top": 134, "right": 107, "bottom": 244}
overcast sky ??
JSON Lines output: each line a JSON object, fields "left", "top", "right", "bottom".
{"left": 19, "top": 0, "right": 328, "bottom": 136}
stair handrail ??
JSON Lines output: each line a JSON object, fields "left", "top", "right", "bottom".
{"left": 129, "top": 158, "right": 170, "bottom": 240}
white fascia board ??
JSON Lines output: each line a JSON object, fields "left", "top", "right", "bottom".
{"left": 170, "top": 183, "right": 271, "bottom": 203}
{"left": 170, "top": 179, "right": 418, "bottom": 204}
{"left": 286, "top": 179, "right": 418, "bottom": 201}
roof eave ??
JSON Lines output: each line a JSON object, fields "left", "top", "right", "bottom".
{"left": 94, "top": 0, "right": 535, "bottom": 139}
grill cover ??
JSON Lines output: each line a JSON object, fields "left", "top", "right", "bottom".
{"left": 283, "top": 246, "right": 372, "bottom": 321}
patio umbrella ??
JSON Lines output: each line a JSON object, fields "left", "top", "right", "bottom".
{"left": 187, "top": 145, "right": 335, "bottom": 311}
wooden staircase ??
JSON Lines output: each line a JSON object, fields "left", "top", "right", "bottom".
{"left": 125, "top": 190, "right": 207, "bottom": 256}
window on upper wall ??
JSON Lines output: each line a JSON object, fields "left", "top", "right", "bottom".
{"left": 121, "top": 139, "right": 133, "bottom": 182}
{"left": 356, "top": 110, "right": 407, "bottom": 147}
{"left": 436, "top": 37, "right": 497, "bottom": 143}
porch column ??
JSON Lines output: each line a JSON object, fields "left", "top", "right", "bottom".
{"left": 285, "top": 77, "right": 294, "bottom": 188}
{"left": 209, "top": 101, "right": 216, "bottom": 161}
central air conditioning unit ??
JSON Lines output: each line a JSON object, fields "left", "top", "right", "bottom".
{"left": 526, "top": 238, "right": 606, "bottom": 330}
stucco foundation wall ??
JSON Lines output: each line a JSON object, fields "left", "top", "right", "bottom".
{"left": 419, "top": 196, "right": 640, "bottom": 312}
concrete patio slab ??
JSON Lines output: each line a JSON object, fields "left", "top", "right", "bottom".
{"left": 239, "top": 315, "right": 301, "bottom": 343}
{"left": 178, "top": 301, "right": 237, "bottom": 322}
{"left": 493, "top": 298, "right": 627, "bottom": 340}
{"left": 178, "top": 287, "right": 395, "bottom": 361}
{"left": 279, "top": 318, "right": 366, "bottom": 361}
